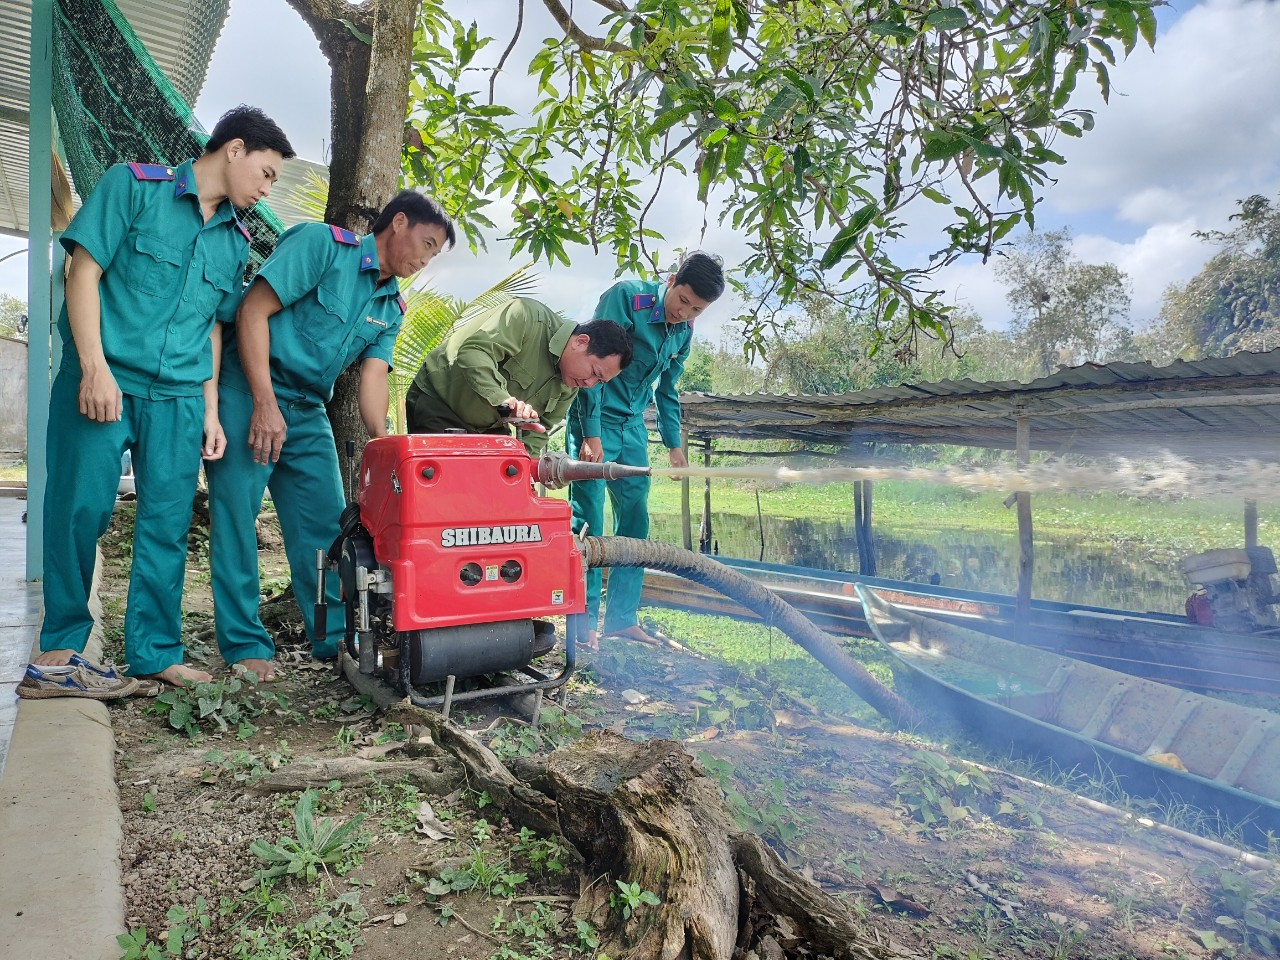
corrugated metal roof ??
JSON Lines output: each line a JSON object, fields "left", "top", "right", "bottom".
{"left": 676, "top": 349, "right": 1280, "bottom": 461}
{"left": 0, "top": 0, "right": 263, "bottom": 237}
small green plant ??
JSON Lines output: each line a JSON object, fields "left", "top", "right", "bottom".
{"left": 692, "top": 686, "right": 770, "bottom": 733}
{"left": 118, "top": 898, "right": 214, "bottom": 960}
{"left": 149, "top": 675, "right": 282, "bottom": 739}
{"left": 894, "top": 751, "right": 997, "bottom": 828}
{"left": 425, "top": 846, "right": 528, "bottom": 899}
{"left": 333, "top": 725, "right": 357, "bottom": 755}
{"left": 610, "top": 879, "right": 660, "bottom": 920}
{"left": 251, "top": 789, "right": 366, "bottom": 884}
{"left": 512, "top": 826, "right": 572, "bottom": 877}
{"left": 141, "top": 790, "right": 157, "bottom": 814}
{"left": 1195, "top": 862, "right": 1280, "bottom": 956}
{"left": 698, "top": 754, "right": 801, "bottom": 848}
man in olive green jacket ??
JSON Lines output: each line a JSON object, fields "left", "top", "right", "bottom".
{"left": 405, "top": 298, "right": 632, "bottom": 454}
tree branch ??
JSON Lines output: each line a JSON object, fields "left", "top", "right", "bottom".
{"left": 539, "top": 0, "right": 627, "bottom": 53}
{"left": 490, "top": 0, "right": 526, "bottom": 105}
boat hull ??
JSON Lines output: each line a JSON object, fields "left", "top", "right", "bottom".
{"left": 858, "top": 586, "right": 1280, "bottom": 848}
{"left": 639, "top": 558, "right": 1280, "bottom": 697}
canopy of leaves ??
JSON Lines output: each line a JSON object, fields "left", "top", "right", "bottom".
{"left": 993, "top": 227, "right": 1133, "bottom": 377}
{"left": 1159, "top": 193, "right": 1280, "bottom": 357}
{"left": 402, "top": 0, "right": 1157, "bottom": 355}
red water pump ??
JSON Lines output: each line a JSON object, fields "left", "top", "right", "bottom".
{"left": 314, "top": 433, "right": 648, "bottom": 714}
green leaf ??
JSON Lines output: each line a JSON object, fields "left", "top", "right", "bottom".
{"left": 339, "top": 19, "right": 371, "bottom": 45}
{"left": 1137, "top": 5, "right": 1157, "bottom": 48}
{"left": 921, "top": 133, "right": 965, "bottom": 162}
{"left": 709, "top": 0, "right": 734, "bottom": 73}
{"left": 924, "top": 9, "right": 968, "bottom": 31}
{"left": 868, "top": 21, "right": 917, "bottom": 41}
{"left": 646, "top": 107, "right": 686, "bottom": 140}
{"left": 820, "top": 203, "right": 878, "bottom": 269}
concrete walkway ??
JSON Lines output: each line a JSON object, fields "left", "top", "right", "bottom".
{"left": 0, "top": 494, "right": 125, "bottom": 959}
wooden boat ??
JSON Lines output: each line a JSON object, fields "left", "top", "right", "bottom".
{"left": 639, "top": 557, "right": 1280, "bottom": 697}
{"left": 856, "top": 585, "right": 1280, "bottom": 847}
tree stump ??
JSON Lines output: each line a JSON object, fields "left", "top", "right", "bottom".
{"left": 404, "top": 718, "right": 905, "bottom": 960}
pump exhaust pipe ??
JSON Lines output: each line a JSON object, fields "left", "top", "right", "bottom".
{"left": 532, "top": 450, "right": 651, "bottom": 489}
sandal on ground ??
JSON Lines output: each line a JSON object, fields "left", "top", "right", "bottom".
{"left": 16, "top": 663, "right": 139, "bottom": 700}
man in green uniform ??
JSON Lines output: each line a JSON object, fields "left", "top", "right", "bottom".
{"left": 567, "top": 252, "right": 725, "bottom": 649}
{"left": 405, "top": 298, "right": 633, "bottom": 455}
{"left": 23, "top": 106, "right": 294, "bottom": 696}
{"left": 206, "top": 191, "right": 456, "bottom": 680}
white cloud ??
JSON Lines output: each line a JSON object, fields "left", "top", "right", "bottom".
{"left": 1050, "top": 0, "right": 1280, "bottom": 228}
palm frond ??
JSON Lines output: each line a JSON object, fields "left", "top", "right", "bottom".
{"left": 387, "top": 263, "right": 540, "bottom": 431}
{"left": 286, "top": 168, "right": 330, "bottom": 223}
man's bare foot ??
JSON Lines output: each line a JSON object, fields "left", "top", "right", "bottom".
{"left": 604, "top": 624, "right": 662, "bottom": 646}
{"left": 582, "top": 629, "right": 600, "bottom": 653}
{"left": 146, "top": 664, "right": 215, "bottom": 687}
{"left": 233, "top": 658, "right": 279, "bottom": 683}
{"left": 33, "top": 648, "right": 75, "bottom": 667}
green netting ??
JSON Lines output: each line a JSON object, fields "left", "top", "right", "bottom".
{"left": 51, "top": 0, "right": 283, "bottom": 277}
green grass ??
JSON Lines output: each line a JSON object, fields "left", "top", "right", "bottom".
{"left": 641, "top": 607, "right": 894, "bottom": 727}
{"left": 0, "top": 461, "right": 25, "bottom": 482}
{"left": 646, "top": 478, "right": 1271, "bottom": 567}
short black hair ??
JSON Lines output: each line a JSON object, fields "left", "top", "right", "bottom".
{"left": 371, "top": 190, "right": 458, "bottom": 249}
{"left": 674, "top": 250, "right": 725, "bottom": 302}
{"left": 575, "top": 318, "right": 633, "bottom": 370}
{"left": 205, "top": 105, "right": 295, "bottom": 159}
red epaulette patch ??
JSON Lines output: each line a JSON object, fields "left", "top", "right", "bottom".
{"left": 127, "top": 162, "right": 175, "bottom": 181}
{"left": 329, "top": 224, "right": 359, "bottom": 245}
{"left": 632, "top": 293, "right": 657, "bottom": 311}
{"left": 235, "top": 219, "right": 252, "bottom": 242}
{"left": 397, "top": 294, "right": 408, "bottom": 315}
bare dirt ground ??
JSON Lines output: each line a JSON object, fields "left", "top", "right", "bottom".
{"left": 100, "top": 504, "right": 1279, "bottom": 960}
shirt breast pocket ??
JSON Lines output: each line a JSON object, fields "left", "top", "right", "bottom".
{"left": 126, "top": 233, "right": 183, "bottom": 298}
{"left": 292, "top": 283, "right": 347, "bottom": 349}
{"left": 197, "top": 262, "right": 238, "bottom": 319}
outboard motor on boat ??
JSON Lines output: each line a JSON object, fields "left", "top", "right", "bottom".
{"left": 1183, "top": 547, "right": 1280, "bottom": 632}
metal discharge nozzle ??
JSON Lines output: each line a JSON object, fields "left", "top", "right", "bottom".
{"left": 532, "top": 450, "right": 652, "bottom": 489}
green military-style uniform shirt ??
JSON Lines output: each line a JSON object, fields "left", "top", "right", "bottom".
{"left": 220, "top": 222, "right": 405, "bottom": 403}
{"left": 58, "top": 159, "right": 250, "bottom": 398}
{"left": 407, "top": 298, "right": 579, "bottom": 455}
{"left": 569, "top": 278, "right": 691, "bottom": 447}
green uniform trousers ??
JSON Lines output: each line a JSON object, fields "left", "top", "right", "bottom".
{"left": 41, "top": 369, "right": 204, "bottom": 675}
{"left": 206, "top": 385, "right": 344, "bottom": 663}
{"left": 568, "top": 417, "right": 652, "bottom": 632}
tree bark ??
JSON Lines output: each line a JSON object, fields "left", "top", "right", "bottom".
{"left": 395, "top": 706, "right": 911, "bottom": 960}
{"left": 286, "top": 0, "right": 420, "bottom": 498}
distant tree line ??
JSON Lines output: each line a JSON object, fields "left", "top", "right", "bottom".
{"left": 681, "top": 193, "right": 1280, "bottom": 397}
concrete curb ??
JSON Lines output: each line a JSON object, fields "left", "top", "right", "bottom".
{"left": 0, "top": 697, "right": 124, "bottom": 959}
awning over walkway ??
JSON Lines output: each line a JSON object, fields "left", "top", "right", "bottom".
{"left": 678, "top": 349, "right": 1280, "bottom": 460}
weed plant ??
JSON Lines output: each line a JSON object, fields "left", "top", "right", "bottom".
{"left": 251, "top": 789, "right": 366, "bottom": 884}
{"left": 150, "top": 675, "right": 295, "bottom": 740}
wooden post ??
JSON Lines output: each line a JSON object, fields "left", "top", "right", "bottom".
{"left": 1246, "top": 500, "right": 1259, "bottom": 549}
{"left": 862, "top": 479, "right": 876, "bottom": 577}
{"left": 853, "top": 481, "right": 865, "bottom": 572}
{"left": 699, "top": 440, "right": 713, "bottom": 554}
{"left": 1015, "top": 416, "right": 1034, "bottom": 627}
{"left": 755, "top": 490, "right": 765, "bottom": 562}
{"left": 680, "top": 429, "right": 693, "bottom": 551}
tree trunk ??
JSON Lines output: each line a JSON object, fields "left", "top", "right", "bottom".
{"left": 287, "top": 0, "right": 420, "bottom": 498}
{"left": 391, "top": 702, "right": 912, "bottom": 960}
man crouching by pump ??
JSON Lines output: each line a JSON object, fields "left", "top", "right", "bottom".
{"left": 404, "top": 297, "right": 633, "bottom": 455}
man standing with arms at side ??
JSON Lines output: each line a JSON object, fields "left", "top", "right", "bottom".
{"left": 20, "top": 106, "right": 294, "bottom": 698}
{"left": 567, "top": 251, "right": 725, "bottom": 649}
{"left": 206, "top": 191, "right": 455, "bottom": 681}
{"left": 405, "top": 298, "right": 632, "bottom": 455}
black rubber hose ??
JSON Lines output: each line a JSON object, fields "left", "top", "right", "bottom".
{"left": 582, "top": 536, "right": 923, "bottom": 730}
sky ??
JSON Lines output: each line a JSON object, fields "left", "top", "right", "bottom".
{"left": 6, "top": 0, "right": 1280, "bottom": 350}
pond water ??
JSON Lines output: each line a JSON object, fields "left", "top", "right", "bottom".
{"left": 647, "top": 511, "right": 1190, "bottom": 616}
